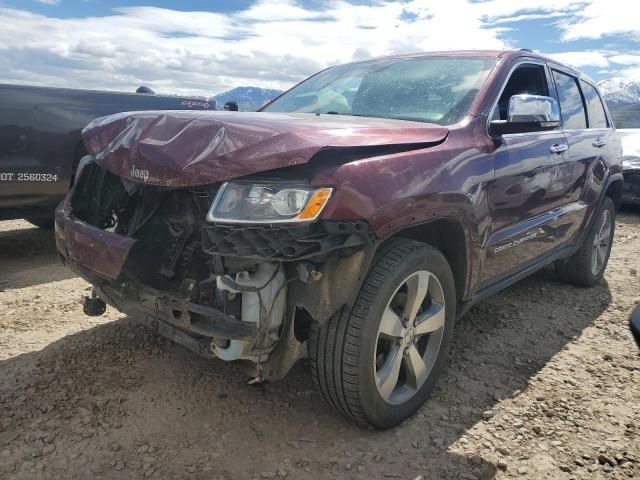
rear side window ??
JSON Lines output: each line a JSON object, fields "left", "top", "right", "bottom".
{"left": 552, "top": 70, "right": 587, "bottom": 130}
{"left": 580, "top": 80, "right": 608, "bottom": 128}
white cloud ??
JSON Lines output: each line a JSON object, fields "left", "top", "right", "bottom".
{"left": 0, "top": 1, "right": 512, "bottom": 95}
{"left": 0, "top": 0, "right": 638, "bottom": 96}
{"left": 609, "top": 54, "right": 640, "bottom": 66}
{"left": 238, "top": 0, "right": 323, "bottom": 21}
{"left": 619, "top": 68, "right": 640, "bottom": 82}
{"left": 473, "top": 0, "right": 639, "bottom": 45}
{"left": 33, "top": 0, "right": 61, "bottom": 4}
{"left": 547, "top": 51, "right": 610, "bottom": 68}
{"left": 606, "top": 54, "right": 640, "bottom": 82}
{"left": 558, "top": 0, "right": 640, "bottom": 41}
{"left": 491, "top": 12, "right": 566, "bottom": 24}
{"left": 473, "top": 0, "right": 584, "bottom": 20}
{"left": 545, "top": 49, "right": 640, "bottom": 82}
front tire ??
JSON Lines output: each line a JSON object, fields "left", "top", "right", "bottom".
{"left": 556, "top": 196, "right": 616, "bottom": 286}
{"left": 309, "top": 239, "right": 456, "bottom": 429}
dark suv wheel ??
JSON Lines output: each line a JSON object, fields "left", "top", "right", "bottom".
{"left": 309, "top": 239, "right": 456, "bottom": 429}
{"left": 556, "top": 196, "right": 616, "bottom": 286}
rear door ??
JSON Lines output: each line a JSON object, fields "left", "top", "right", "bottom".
{"left": 546, "top": 69, "right": 616, "bottom": 245}
{"left": 578, "top": 79, "right": 621, "bottom": 207}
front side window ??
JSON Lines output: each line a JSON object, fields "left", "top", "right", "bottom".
{"left": 263, "top": 57, "right": 497, "bottom": 125}
{"left": 552, "top": 70, "right": 587, "bottom": 130}
{"left": 492, "top": 63, "right": 551, "bottom": 123}
{"left": 580, "top": 80, "right": 608, "bottom": 128}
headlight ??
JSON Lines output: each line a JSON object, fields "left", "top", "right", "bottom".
{"left": 206, "top": 182, "right": 333, "bottom": 224}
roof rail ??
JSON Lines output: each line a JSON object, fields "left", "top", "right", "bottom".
{"left": 519, "top": 48, "right": 533, "bottom": 53}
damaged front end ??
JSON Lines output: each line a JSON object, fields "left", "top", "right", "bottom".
{"left": 55, "top": 159, "right": 375, "bottom": 380}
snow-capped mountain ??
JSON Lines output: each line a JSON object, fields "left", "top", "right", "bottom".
{"left": 597, "top": 78, "right": 640, "bottom": 128}
{"left": 214, "top": 87, "right": 283, "bottom": 112}
{"left": 597, "top": 78, "right": 640, "bottom": 105}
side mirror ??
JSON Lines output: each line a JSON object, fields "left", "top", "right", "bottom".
{"left": 490, "top": 94, "right": 560, "bottom": 136}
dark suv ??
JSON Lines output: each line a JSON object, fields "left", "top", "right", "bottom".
{"left": 55, "top": 50, "right": 623, "bottom": 429}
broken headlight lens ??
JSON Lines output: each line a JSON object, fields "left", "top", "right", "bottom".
{"left": 206, "top": 182, "right": 333, "bottom": 224}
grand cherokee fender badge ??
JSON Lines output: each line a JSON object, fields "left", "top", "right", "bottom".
{"left": 493, "top": 231, "right": 538, "bottom": 254}
{"left": 129, "top": 165, "right": 150, "bottom": 182}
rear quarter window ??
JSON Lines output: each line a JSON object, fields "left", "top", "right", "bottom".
{"left": 580, "top": 80, "right": 609, "bottom": 128}
{"left": 552, "top": 70, "right": 587, "bottom": 130}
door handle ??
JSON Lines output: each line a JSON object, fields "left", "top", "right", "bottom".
{"left": 592, "top": 138, "right": 607, "bottom": 148}
{"left": 550, "top": 143, "right": 568, "bottom": 154}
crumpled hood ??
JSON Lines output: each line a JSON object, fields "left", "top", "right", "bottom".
{"left": 82, "top": 111, "right": 448, "bottom": 187}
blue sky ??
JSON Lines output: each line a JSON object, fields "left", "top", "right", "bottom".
{"left": 0, "top": 0, "right": 638, "bottom": 95}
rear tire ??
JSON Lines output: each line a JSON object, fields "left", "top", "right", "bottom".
{"left": 309, "top": 239, "right": 456, "bottom": 429}
{"left": 555, "top": 197, "right": 615, "bottom": 286}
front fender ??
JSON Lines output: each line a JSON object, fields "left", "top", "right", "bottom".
{"left": 369, "top": 192, "right": 480, "bottom": 240}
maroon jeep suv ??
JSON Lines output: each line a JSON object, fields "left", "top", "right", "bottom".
{"left": 55, "top": 50, "right": 623, "bottom": 428}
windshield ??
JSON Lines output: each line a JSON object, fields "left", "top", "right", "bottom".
{"left": 263, "top": 56, "right": 497, "bottom": 125}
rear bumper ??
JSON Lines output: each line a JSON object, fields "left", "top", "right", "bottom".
{"left": 55, "top": 203, "right": 256, "bottom": 342}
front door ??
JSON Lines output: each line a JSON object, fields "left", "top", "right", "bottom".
{"left": 482, "top": 62, "right": 569, "bottom": 285}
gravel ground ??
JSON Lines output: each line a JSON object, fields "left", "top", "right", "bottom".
{"left": 0, "top": 212, "right": 639, "bottom": 480}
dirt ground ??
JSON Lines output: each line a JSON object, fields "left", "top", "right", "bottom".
{"left": 0, "top": 211, "right": 639, "bottom": 480}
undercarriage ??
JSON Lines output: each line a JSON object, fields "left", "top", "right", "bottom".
{"left": 56, "top": 161, "right": 375, "bottom": 380}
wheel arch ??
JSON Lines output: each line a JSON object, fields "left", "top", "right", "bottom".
{"left": 604, "top": 173, "right": 624, "bottom": 210}
{"left": 379, "top": 217, "right": 469, "bottom": 303}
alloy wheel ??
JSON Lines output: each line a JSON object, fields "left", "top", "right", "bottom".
{"left": 374, "top": 270, "right": 446, "bottom": 405}
{"left": 591, "top": 208, "right": 612, "bottom": 276}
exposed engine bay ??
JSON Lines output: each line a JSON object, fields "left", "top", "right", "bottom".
{"left": 60, "top": 161, "right": 374, "bottom": 380}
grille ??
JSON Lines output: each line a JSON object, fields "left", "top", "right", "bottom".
{"left": 71, "top": 163, "right": 216, "bottom": 289}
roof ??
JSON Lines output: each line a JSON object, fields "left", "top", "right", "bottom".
{"left": 346, "top": 49, "right": 594, "bottom": 86}
{"left": 345, "top": 49, "right": 572, "bottom": 66}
